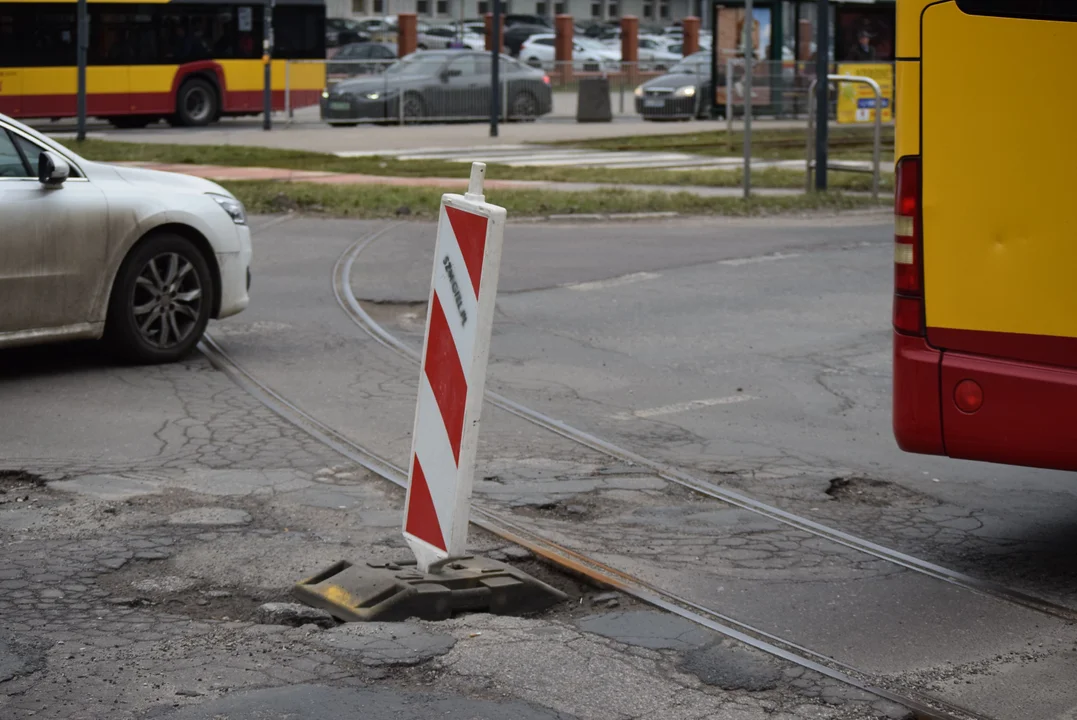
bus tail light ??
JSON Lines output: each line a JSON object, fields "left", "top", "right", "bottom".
{"left": 894, "top": 156, "right": 924, "bottom": 335}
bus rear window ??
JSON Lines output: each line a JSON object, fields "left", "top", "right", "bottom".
{"left": 957, "top": 0, "right": 1077, "bottom": 21}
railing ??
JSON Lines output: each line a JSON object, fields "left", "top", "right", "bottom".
{"left": 282, "top": 57, "right": 895, "bottom": 129}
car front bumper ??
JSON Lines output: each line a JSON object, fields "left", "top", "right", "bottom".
{"left": 636, "top": 95, "right": 697, "bottom": 118}
{"left": 321, "top": 94, "right": 400, "bottom": 122}
{"left": 216, "top": 224, "right": 251, "bottom": 319}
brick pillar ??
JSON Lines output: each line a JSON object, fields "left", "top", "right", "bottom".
{"left": 397, "top": 13, "right": 417, "bottom": 58}
{"left": 798, "top": 18, "right": 813, "bottom": 61}
{"left": 484, "top": 13, "right": 505, "bottom": 52}
{"left": 554, "top": 14, "right": 573, "bottom": 82}
{"left": 681, "top": 16, "right": 700, "bottom": 56}
{"left": 620, "top": 15, "right": 639, "bottom": 80}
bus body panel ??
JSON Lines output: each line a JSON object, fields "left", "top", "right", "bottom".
{"left": 0, "top": 0, "right": 325, "bottom": 120}
{"left": 921, "top": 2, "right": 1077, "bottom": 364}
{"left": 0, "top": 60, "right": 324, "bottom": 118}
{"left": 895, "top": 0, "right": 1077, "bottom": 472}
{"left": 941, "top": 352, "right": 1077, "bottom": 472}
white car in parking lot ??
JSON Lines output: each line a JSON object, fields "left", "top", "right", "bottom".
{"left": 520, "top": 34, "right": 620, "bottom": 71}
{"left": 0, "top": 114, "right": 251, "bottom": 363}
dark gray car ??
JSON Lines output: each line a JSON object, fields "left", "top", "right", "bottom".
{"left": 635, "top": 51, "right": 714, "bottom": 120}
{"left": 321, "top": 50, "right": 553, "bottom": 125}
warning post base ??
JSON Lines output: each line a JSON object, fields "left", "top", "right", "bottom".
{"left": 292, "top": 555, "right": 567, "bottom": 622}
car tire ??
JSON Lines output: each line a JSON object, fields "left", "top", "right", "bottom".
{"left": 510, "top": 91, "right": 538, "bottom": 121}
{"left": 175, "top": 77, "right": 219, "bottom": 127}
{"left": 402, "top": 92, "right": 426, "bottom": 122}
{"left": 106, "top": 233, "right": 215, "bottom": 365}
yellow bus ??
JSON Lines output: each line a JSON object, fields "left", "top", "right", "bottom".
{"left": 0, "top": 0, "right": 326, "bottom": 127}
{"left": 893, "top": 0, "right": 1077, "bottom": 471}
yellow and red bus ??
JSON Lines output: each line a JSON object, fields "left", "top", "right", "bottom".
{"left": 893, "top": 0, "right": 1077, "bottom": 471}
{"left": 0, "top": 0, "right": 325, "bottom": 126}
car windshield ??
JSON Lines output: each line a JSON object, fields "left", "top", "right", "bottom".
{"left": 384, "top": 56, "right": 446, "bottom": 76}
{"left": 669, "top": 55, "right": 708, "bottom": 74}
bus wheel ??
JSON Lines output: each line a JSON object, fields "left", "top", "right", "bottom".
{"left": 176, "top": 78, "right": 219, "bottom": 127}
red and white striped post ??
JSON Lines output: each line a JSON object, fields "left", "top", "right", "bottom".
{"left": 403, "top": 162, "right": 506, "bottom": 573}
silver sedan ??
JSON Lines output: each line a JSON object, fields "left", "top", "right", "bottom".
{"left": 0, "top": 114, "right": 251, "bottom": 363}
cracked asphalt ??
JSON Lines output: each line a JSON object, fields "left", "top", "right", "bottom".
{"left": 3, "top": 212, "right": 1076, "bottom": 719}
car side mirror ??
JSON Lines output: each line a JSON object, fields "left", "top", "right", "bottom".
{"left": 38, "top": 151, "right": 70, "bottom": 187}
{"left": 442, "top": 68, "right": 462, "bottom": 81}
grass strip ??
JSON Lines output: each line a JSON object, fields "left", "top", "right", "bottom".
{"left": 550, "top": 126, "right": 896, "bottom": 162}
{"left": 222, "top": 180, "right": 886, "bottom": 219}
{"left": 59, "top": 138, "right": 893, "bottom": 192}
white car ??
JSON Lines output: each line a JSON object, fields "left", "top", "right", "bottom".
{"left": 520, "top": 34, "right": 620, "bottom": 72}
{"left": 638, "top": 35, "right": 683, "bottom": 70}
{"left": 0, "top": 114, "right": 251, "bottom": 363}
{"left": 418, "top": 24, "right": 485, "bottom": 50}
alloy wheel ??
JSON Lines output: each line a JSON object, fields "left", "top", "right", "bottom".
{"left": 132, "top": 252, "right": 204, "bottom": 350}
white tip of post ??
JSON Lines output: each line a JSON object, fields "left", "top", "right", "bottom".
{"left": 465, "top": 162, "right": 486, "bottom": 201}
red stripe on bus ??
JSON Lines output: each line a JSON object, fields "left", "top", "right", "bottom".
{"left": 927, "top": 327, "right": 1077, "bottom": 370}
{"left": 0, "top": 89, "right": 319, "bottom": 118}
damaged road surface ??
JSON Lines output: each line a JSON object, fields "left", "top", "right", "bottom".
{"left": 0, "top": 334, "right": 906, "bottom": 720}
{"left": 4, "top": 213, "right": 1077, "bottom": 720}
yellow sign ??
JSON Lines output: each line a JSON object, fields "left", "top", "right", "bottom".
{"left": 836, "top": 63, "right": 893, "bottom": 124}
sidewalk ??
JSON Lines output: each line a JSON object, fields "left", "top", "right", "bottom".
{"left": 126, "top": 161, "right": 807, "bottom": 197}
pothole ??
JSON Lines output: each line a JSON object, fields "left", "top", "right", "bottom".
{"left": 825, "top": 476, "right": 931, "bottom": 507}
{"left": 0, "top": 470, "right": 47, "bottom": 505}
{"left": 0, "top": 470, "right": 45, "bottom": 490}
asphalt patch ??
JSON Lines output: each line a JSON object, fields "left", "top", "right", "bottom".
{"left": 139, "top": 683, "right": 575, "bottom": 719}
{"left": 679, "top": 640, "right": 783, "bottom": 691}
{"left": 576, "top": 610, "right": 714, "bottom": 650}
{"left": 0, "top": 631, "right": 48, "bottom": 683}
{"left": 313, "top": 623, "right": 456, "bottom": 666}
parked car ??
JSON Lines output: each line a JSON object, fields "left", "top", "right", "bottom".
{"left": 503, "top": 24, "right": 550, "bottom": 56}
{"left": 634, "top": 51, "right": 713, "bottom": 120}
{"left": 326, "top": 17, "right": 371, "bottom": 48}
{"left": 327, "top": 42, "right": 399, "bottom": 77}
{"left": 637, "top": 35, "right": 682, "bottom": 70}
{"left": 0, "top": 114, "right": 250, "bottom": 362}
{"left": 418, "top": 24, "right": 485, "bottom": 50}
{"left": 321, "top": 50, "right": 553, "bottom": 125}
{"left": 519, "top": 34, "right": 620, "bottom": 71}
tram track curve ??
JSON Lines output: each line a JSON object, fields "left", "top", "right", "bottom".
{"left": 334, "top": 226, "right": 1077, "bottom": 628}
{"left": 198, "top": 333, "right": 983, "bottom": 720}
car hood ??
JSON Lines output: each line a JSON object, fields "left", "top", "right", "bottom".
{"left": 641, "top": 72, "right": 708, "bottom": 89}
{"left": 83, "top": 161, "right": 233, "bottom": 197}
{"left": 331, "top": 76, "right": 412, "bottom": 94}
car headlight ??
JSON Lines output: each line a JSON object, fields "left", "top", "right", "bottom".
{"left": 321, "top": 90, "right": 329, "bottom": 99}
{"left": 209, "top": 193, "right": 247, "bottom": 226}
{"left": 364, "top": 91, "right": 381, "bottom": 100}
{"left": 673, "top": 85, "right": 696, "bottom": 98}
{"left": 634, "top": 85, "right": 644, "bottom": 98}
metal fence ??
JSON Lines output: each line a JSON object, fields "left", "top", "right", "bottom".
{"left": 283, "top": 58, "right": 894, "bottom": 126}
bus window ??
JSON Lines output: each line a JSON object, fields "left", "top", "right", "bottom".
{"left": 273, "top": 5, "right": 326, "bottom": 59}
